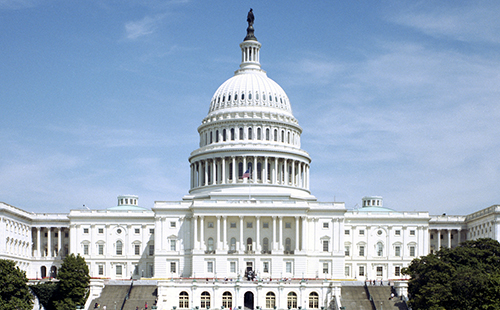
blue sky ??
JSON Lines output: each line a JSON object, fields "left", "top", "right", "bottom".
{"left": 1, "top": 0, "right": 499, "bottom": 215}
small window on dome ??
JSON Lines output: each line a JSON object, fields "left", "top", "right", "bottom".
{"left": 218, "top": 97, "right": 220, "bottom": 103}
{"left": 242, "top": 93, "right": 245, "bottom": 100}
{"left": 235, "top": 94, "right": 238, "bottom": 100}
{"left": 275, "top": 96, "right": 278, "bottom": 102}
{"left": 228, "top": 95, "right": 231, "bottom": 101}
{"left": 263, "top": 93, "right": 266, "bottom": 100}
{"left": 222, "top": 96, "right": 225, "bottom": 102}
{"left": 249, "top": 93, "right": 252, "bottom": 100}
{"left": 256, "top": 93, "right": 259, "bottom": 100}
{"left": 269, "top": 95, "right": 272, "bottom": 101}
{"left": 280, "top": 98, "right": 283, "bottom": 103}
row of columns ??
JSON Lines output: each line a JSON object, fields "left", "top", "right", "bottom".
{"left": 201, "top": 125, "right": 299, "bottom": 148}
{"left": 430, "top": 228, "right": 462, "bottom": 251}
{"left": 34, "top": 227, "right": 67, "bottom": 258}
{"left": 190, "top": 156, "right": 310, "bottom": 190}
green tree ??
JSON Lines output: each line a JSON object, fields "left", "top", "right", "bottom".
{"left": 54, "top": 254, "right": 90, "bottom": 310}
{"left": 30, "top": 282, "right": 58, "bottom": 310}
{"left": 0, "top": 259, "right": 33, "bottom": 310}
{"left": 403, "top": 238, "right": 500, "bottom": 310}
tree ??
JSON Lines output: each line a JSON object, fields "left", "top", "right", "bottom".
{"left": 54, "top": 254, "right": 90, "bottom": 310}
{"left": 0, "top": 259, "right": 33, "bottom": 310}
{"left": 403, "top": 238, "right": 500, "bottom": 310}
{"left": 30, "top": 282, "right": 58, "bottom": 310}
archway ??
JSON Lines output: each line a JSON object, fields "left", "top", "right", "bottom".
{"left": 244, "top": 291, "right": 254, "bottom": 310}
{"left": 50, "top": 266, "right": 57, "bottom": 278}
{"left": 40, "top": 266, "right": 47, "bottom": 278}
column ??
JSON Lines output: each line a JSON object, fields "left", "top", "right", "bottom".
{"left": 193, "top": 216, "right": 198, "bottom": 250}
{"left": 198, "top": 162, "right": 202, "bottom": 188}
{"left": 301, "top": 217, "right": 307, "bottom": 252}
{"left": 58, "top": 227, "right": 62, "bottom": 257}
{"left": 295, "top": 217, "right": 299, "bottom": 251}
{"left": 204, "top": 160, "right": 208, "bottom": 186}
{"left": 284, "top": 159, "right": 288, "bottom": 185}
{"left": 274, "top": 158, "right": 278, "bottom": 184}
{"left": 223, "top": 216, "right": 227, "bottom": 250}
{"left": 298, "top": 162, "right": 302, "bottom": 188}
{"left": 264, "top": 156, "right": 268, "bottom": 183}
{"left": 314, "top": 218, "right": 318, "bottom": 252}
{"left": 448, "top": 230, "right": 451, "bottom": 248}
{"left": 200, "top": 216, "right": 205, "bottom": 250}
{"left": 239, "top": 216, "right": 244, "bottom": 251}
{"left": 212, "top": 159, "right": 217, "bottom": 185}
{"left": 291, "top": 160, "right": 295, "bottom": 186}
{"left": 272, "top": 216, "right": 277, "bottom": 251}
{"left": 216, "top": 216, "right": 221, "bottom": 250}
{"left": 36, "top": 227, "right": 41, "bottom": 258}
{"left": 232, "top": 156, "right": 236, "bottom": 183}
{"left": 306, "top": 166, "right": 310, "bottom": 189}
{"left": 279, "top": 216, "right": 284, "bottom": 250}
{"left": 458, "top": 229, "right": 462, "bottom": 244}
{"left": 437, "top": 230, "right": 441, "bottom": 249}
{"left": 256, "top": 216, "right": 261, "bottom": 252}
{"left": 222, "top": 157, "right": 226, "bottom": 184}
{"left": 47, "top": 228, "right": 52, "bottom": 258}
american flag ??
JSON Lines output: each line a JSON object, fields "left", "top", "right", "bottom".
{"left": 243, "top": 169, "right": 250, "bottom": 178}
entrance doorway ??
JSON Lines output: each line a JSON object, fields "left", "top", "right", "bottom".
{"left": 244, "top": 291, "right": 254, "bottom": 310}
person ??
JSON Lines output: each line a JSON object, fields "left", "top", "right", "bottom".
{"left": 390, "top": 292, "right": 395, "bottom": 300}
{"left": 145, "top": 302, "right": 148, "bottom": 310}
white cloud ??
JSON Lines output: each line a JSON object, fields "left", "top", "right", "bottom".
{"left": 125, "top": 15, "right": 165, "bottom": 40}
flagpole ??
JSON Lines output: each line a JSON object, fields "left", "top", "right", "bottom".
{"left": 248, "top": 168, "right": 251, "bottom": 200}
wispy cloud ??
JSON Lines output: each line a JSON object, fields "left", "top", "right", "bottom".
{"left": 125, "top": 14, "right": 165, "bottom": 40}
{"left": 387, "top": 1, "right": 500, "bottom": 44}
{"left": 0, "top": 0, "right": 39, "bottom": 10}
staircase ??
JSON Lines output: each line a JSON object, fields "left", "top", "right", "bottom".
{"left": 366, "top": 286, "right": 408, "bottom": 310}
{"left": 123, "top": 285, "right": 157, "bottom": 310}
{"left": 88, "top": 283, "right": 131, "bottom": 310}
{"left": 340, "top": 286, "right": 375, "bottom": 310}
{"left": 88, "top": 281, "right": 158, "bottom": 310}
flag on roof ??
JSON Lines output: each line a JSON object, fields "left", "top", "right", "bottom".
{"left": 243, "top": 169, "right": 250, "bottom": 178}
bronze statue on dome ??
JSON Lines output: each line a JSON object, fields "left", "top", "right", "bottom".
{"left": 244, "top": 8, "right": 257, "bottom": 41}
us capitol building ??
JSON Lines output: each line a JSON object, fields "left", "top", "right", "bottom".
{"left": 1, "top": 11, "right": 499, "bottom": 310}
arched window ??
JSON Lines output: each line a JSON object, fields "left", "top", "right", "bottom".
{"left": 281, "top": 130, "right": 285, "bottom": 142}
{"left": 235, "top": 94, "right": 238, "bottom": 101}
{"left": 266, "top": 292, "right": 276, "bottom": 309}
{"left": 377, "top": 242, "right": 384, "bottom": 257}
{"left": 179, "top": 291, "right": 189, "bottom": 308}
{"left": 201, "top": 291, "right": 211, "bottom": 309}
{"left": 222, "top": 291, "right": 232, "bottom": 308}
{"left": 238, "top": 162, "right": 243, "bottom": 179}
{"left": 309, "top": 292, "right": 319, "bottom": 309}
{"left": 274, "top": 129, "right": 278, "bottom": 141}
{"left": 257, "top": 163, "right": 262, "bottom": 180}
{"left": 285, "top": 238, "right": 291, "bottom": 251}
{"left": 249, "top": 92, "right": 252, "bottom": 100}
{"left": 242, "top": 93, "right": 245, "bottom": 100}
{"left": 248, "top": 128, "right": 252, "bottom": 140}
{"left": 239, "top": 128, "right": 244, "bottom": 140}
{"left": 287, "top": 292, "right": 297, "bottom": 309}
{"left": 266, "top": 128, "right": 270, "bottom": 141}
{"left": 263, "top": 238, "right": 269, "bottom": 251}
{"left": 247, "top": 238, "right": 253, "bottom": 252}
{"left": 287, "top": 131, "right": 290, "bottom": 144}
{"left": 257, "top": 128, "right": 261, "bottom": 140}
{"left": 247, "top": 162, "right": 253, "bottom": 174}
{"left": 228, "top": 95, "right": 231, "bottom": 101}
{"left": 229, "top": 163, "right": 233, "bottom": 181}
{"left": 231, "top": 128, "right": 235, "bottom": 141}
{"left": 41, "top": 266, "right": 47, "bottom": 278}
{"left": 116, "top": 241, "right": 123, "bottom": 255}
{"left": 267, "top": 163, "right": 271, "bottom": 181}
{"left": 215, "top": 130, "right": 219, "bottom": 143}
{"left": 223, "top": 129, "right": 227, "bottom": 142}
{"left": 210, "top": 132, "right": 213, "bottom": 144}
{"left": 208, "top": 238, "right": 214, "bottom": 252}
{"left": 230, "top": 238, "right": 236, "bottom": 251}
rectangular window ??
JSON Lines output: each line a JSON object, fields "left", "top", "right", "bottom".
{"left": 359, "top": 246, "right": 365, "bottom": 257}
{"left": 207, "top": 261, "right": 214, "bottom": 273}
{"left": 98, "top": 244, "right": 104, "bottom": 255}
{"left": 98, "top": 265, "right": 104, "bottom": 276}
{"left": 134, "top": 265, "right": 139, "bottom": 275}
{"left": 323, "top": 262, "right": 328, "bottom": 274}
{"left": 135, "top": 228, "right": 140, "bottom": 234}
{"left": 247, "top": 222, "right": 253, "bottom": 228}
{"left": 323, "top": 240, "right": 329, "bottom": 252}
{"left": 323, "top": 222, "right": 329, "bottom": 229}
{"left": 377, "top": 266, "right": 383, "bottom": 277}
{"left": 170, "top": 240, "right": 176, "bottom": 251}
{"left": 230, "top": 261, "right": 236, "bottom": 273}
{"left": 170, "top": 221, "right": 176, "bottom": 228}
{"left": 410, "top": 230, "right": 415, "bottom": 236}
{"left": 263, "top": 261, "right": 269, "bottom": 273}
{"left": 345, "top": 246, "right": 350, "bottom": 256}
{"left": 345, "top": 266, "right": 350, "bottom": 277}
{"left": 83, "top": 228, "right": 89, "bottom": 234}
{"left": 230, "top": 222, "right": 236, "bottom": 228}
{"left": 150, "top": 229, "right": 154, "bottom": 234}
{"left": 410, "top": 246, "right": 416, "bottom": 257}
{"left": 395, "top": 246, "right": 401, "bottom": 257}
{"left": 208, "top": 222, "right": 214, "bottom": 228}
{"left": 345, "top": 229, "right": 350, "bottom": 235}
{"left": 135, "top": 244, "right": 140, "bottom": 255}
{"left": 98, "top": 228, "right": 104, "bottom": 234}
{"left": 263, "top": 222, "right": 269, "bottom": 228}
{"left": 286, "top": 261, "right": 292, "bottom": 273}
{"left": 83, "top": 244, "right": 89, "bottom": 255}
{"left": 395, "top": 230, "right": 401, "bottom": 236}
{"left": 359, "top": 229, "right": 365, "bottom": 235}
{"left": 116, "top": 265, "right": 122, "bottom": 276}
{"left": 170, "top": 262, "right": 176, "bottom": 273}
{"left": 149, "top": 264, "right": 154, "bottom": 277}
{"left": 285, "top": 222, "right": 292, "bottom": 229}
{"left": 430, "top": 234, "right": 434, "bottom": 239}
{"left": 359, "top": 266, "right": 365, "bottom": 276}
{"left": 395, "top": 266, "right": 401, "bottom": 277}
{"left": 149, "top": 244, "right": 154, "bottom": 256}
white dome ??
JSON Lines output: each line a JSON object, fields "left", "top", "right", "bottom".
{"left": 208, "top": 70, "right": 293, "bottom": 117}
